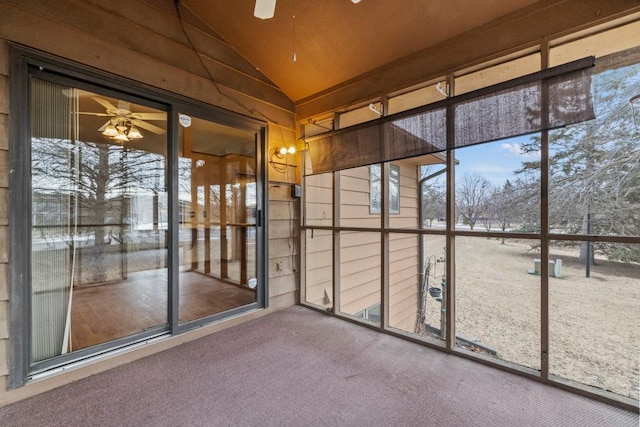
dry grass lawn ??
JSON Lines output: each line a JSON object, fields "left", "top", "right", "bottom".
{"left": 423, "top": 236, "right": 639, "bottom": 400}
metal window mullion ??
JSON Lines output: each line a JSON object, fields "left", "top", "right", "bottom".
{"left": 8, "top": 48, "right": 32, "bottom": 388}
{"left": 540, "top": 39, "right": 551, "bottom": 380}
{"left": 299, "top": 148, "right": 307, "bottom": 305}
{"left": 303, "top": 56, "right": 595, "bottom": 146}
{"left": 257, "top": 127, "right": 269, "bottom": 308}
{"left": 381, "top": 162, "right": 390, "bottom": 329}
{"left": 332, "top": 171, "right": 340, "bottom": 314}
{"left": 168, "top": 108, "right": 179, "bottom": 332}
{"left": 445, "top": 74, "right": 456, "bottom": 350}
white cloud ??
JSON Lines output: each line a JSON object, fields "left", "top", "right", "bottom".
{"left": 501, "top": 142, "right": 539, "bottom": 158}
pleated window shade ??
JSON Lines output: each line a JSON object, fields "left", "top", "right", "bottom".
{"left": 30, "top": 78, "right": 74, "bottom": 362}
{"left": 306, "top": 57, "right": 595, "bottom": 175}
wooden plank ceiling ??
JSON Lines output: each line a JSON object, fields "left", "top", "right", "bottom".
{"left": 181, "top": 0, "right": 540, "bottom": 103}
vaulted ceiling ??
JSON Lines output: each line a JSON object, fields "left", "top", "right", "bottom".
{"left": 181, "top": 0, "right": 541, "bottom": 103}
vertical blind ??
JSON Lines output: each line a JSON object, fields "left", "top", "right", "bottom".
{"left": 305, "top": 57, "right": 595, "bottom": 175}
{"left": 30, "top": 78, "right": 74, "bottom": 362}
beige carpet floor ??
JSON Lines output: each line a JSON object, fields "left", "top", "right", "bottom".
{"left": 0, "top": 306, "right": 637, "bottom": 426}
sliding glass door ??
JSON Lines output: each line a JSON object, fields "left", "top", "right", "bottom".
{"left": 178, "top": 115, "right": 258, "bottom": 324}
{"left": 12, "top": 52, "right": 267, "bottom": 382}
{"left": 30, "top": 78, "right": 169, "bottom": 362}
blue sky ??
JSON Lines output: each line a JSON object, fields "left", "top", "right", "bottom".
{"left": 453, "top": 134, "right": 539, "bottom": 186}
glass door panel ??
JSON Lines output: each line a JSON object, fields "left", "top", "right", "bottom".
{"left": 178, "top": 115, "right": 257, "bottom": 323}
{"left": 30, "top": 80, "right": 169, "bottom": 362}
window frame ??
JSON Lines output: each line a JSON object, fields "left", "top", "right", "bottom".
{"left": 370, "top": 163, "right": 400, "bottom": 215}
{"left": 301, "top": 19, "right": 640, "bottom": 411}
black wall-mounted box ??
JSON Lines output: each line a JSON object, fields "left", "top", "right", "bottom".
{"left": 291, "top": 184, "right": 301, "bottom": 198}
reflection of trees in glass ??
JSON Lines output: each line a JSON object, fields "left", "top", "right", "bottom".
{"left": 520, "top": 61, "right": 640, "bottom": 262}
{"left": 389, "top": 164, "right": 400, "bottom": 214}
{"left": 369, "top": 163, "right": 399, "bottom": 214}
{"left": 420, "top": 165, "right": 446, "bottom": 227}
{"left": 369, "top": 164, "right": 381, "bottom": 214}
{"left": 32, "top": 137, "right": 165, "bottom": 282}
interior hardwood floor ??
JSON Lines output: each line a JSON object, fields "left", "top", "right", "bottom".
{"left": 70, "top": 269, "right": 255, "bottom": 351}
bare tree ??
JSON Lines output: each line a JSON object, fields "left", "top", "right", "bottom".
{"left": 518, "top": 58, "right": 640, "bottom": 263}
{"left": 422, "top": 183, "right": 446, "bottom": 227}
{"left": 480, "top": 187, "right": 495, "bottom": 232}
{"left": 456, "top": 173, "right": 491, "bottom": 230}
{"left": 484, "top": 179, "right": 534, "bottom": 242}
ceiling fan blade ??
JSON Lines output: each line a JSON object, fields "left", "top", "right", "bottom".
{"left": 98, "top": 120, "right": 112, "bottom": 132}
{"left": 254, "top": 0, "right": 276, "bottom": 19}
{"left": 130, "top": 112, "right": 167, "bottom": 121}
{"left": 91, "top": 97, "right": 117, "bottom": 111}
{"left": 131, "top": 119, "right": 166, "bottom": 135}
{"left": 78, "top": 112, "right": 112, "bottom": 116}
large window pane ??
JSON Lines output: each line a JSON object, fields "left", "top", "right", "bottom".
{"left": 31, "top": 81, "right": 168, "bottom": 361}
{"left": 454, "top": 52, "right": 541, "bottom": 95}
{"left": 340, "top": 166, "right": 380, "bottom": 228}
{"left": 339, "top": 102, "right": 383, "bottom": 128}
{"left": 387, "top": 82, "right": 446, "bottom": 115}
{"left": 178, "top": 116, "right": 257, "bottom": 324}
{"left": 455, "top": 236, "right": 540, "bottom": 370}
{"left": 390, "top": 155, "right": 449, "bottom": 230}
{"left": 388, "top": 234, "right": 420, "bottom": 332}
{"left": 339, "top": 231, "right": 381, "bottom": 325}
{"left": 304, "top": 229, "right": 333, "bottom": 309}
{"left": 549, "top": 21, "right": 640, "bottom": 67}
{"left": 549, "top": 240, "right": 640, "bottom": 400}
{"left": 369, "top": 163, "right": 401, "bottom": 216}
{"left": 454, "top": 139, "right": 540, "bottom": 233}
{"left": 548, "top": 55, "right": 640, "bottom": 237}
{"left": 304, "top": 172, "right": 332, "bottom": 226}
{"left": 389, "top": 233, "right": 446, "bottom": 343}
{"left": 420, "top": 164, "right": 448, "bottom": 230}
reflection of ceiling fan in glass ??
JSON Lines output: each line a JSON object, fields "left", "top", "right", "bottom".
{"left": 254, "top": 0, "right": 361, "bottom": 19}
{"left": 80, "top": 97, "right": 166, "bottom": 142}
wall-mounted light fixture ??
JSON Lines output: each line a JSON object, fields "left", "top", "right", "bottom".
{"left": 269, "top": 146, "right": 297, "bottom": 172}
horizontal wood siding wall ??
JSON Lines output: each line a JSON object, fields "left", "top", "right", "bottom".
{"left": 339, "top": 169, "right": 378, "bottom": 228}
{"left": 389, "top": 234, "right": 420, "bottom": 332}
{"left": 303, "top": 162, "right": 420, "bottom": 320}
{"left": 0, "top": 0, "right": 297, "bottom": 405}
{"left": 304, "top": 172, "right": 332, "bottom": 227}
{"left": 340, "top": 163, "right": 419, "bottom": 228}
{"left": 0, "top": 0, "right": 294, "bottom": 126}
{"left": 304, "top": 229, "right": 332, "bottom": 307}
{"left": 0, "top": 40, "right": 9, "bottom": 385}
{"left": 390, "top": 166, "right": 419, "bottom": 229}
{"left": 339, "top": 231, "right": 381, "bottom": 315}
